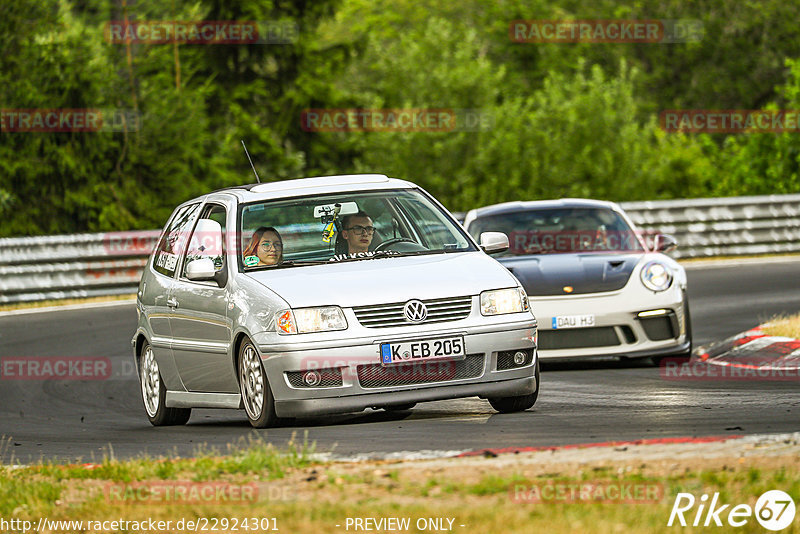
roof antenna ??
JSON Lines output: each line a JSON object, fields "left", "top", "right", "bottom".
{"left": 241, "top": 139, "right": 261, "bottom": 183}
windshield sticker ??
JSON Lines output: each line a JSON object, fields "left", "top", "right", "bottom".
{"left": 155, "top": 251, "right": 178, "bottom": 271}
{"left": 243, "top": 255, "right": 259, "bottom": 267}
{"left": 329, "top": 251, "right": 400, "bottom": 262}
{"left": 321, "top": 220, "right": 336, "bottom": 243}
{"left": 319, "top": 203, "right": 343, "bottom": 243}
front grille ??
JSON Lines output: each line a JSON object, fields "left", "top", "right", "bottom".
{"left": 357, "top": 354, "right": 484, "bottom": 389}
{"left": 285, "top": 368, "right": 343, "bottom": 388}
{"left": 538, "top": 327, "right": 621, "bottom": 350}
{"left": 640, "top": 314, "right": 678, "bottom": 341}
{"left": 620, "top": 325, "right": 637, "bottom": 344}
{"left": 353, "top": 296, "right": 472, "bottom": 328}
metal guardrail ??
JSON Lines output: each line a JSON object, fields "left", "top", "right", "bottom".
{"left": 1, "top": 195, "right": 799, "bottom": 304}
{"left": 620, "top": 194, "right": 800, "bottom": 258}
{"left": 0, "top": 231, "right": 159, "bottom": 304}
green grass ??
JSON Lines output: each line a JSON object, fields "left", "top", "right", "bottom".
{"left": 2, "top": 447, "right": 798, "bottom": 534}
{"left": 0, "top": 471, "right": 62, "bottom": 516}
{"left": 26, "top": 433, "right": 315, "bottom": 482}
{"left": 468, "top": 473, "right": 528, "bottom": 496}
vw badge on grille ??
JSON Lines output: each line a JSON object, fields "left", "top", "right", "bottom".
{"left": 403, "top": 299, "right": 428, "bottom": 323}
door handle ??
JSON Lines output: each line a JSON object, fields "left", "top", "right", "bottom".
{"left": 166, "top": 297, "right": 179, "bottom": 309}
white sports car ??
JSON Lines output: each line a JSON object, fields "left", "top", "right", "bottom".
{"left": 464, "top": 199, "right": 691, "bottom": 362}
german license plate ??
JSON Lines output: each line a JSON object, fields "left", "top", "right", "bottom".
{"left": 380, "top": 336, "right": 465, "bottom": 366}
{"left": 552, "top": 314, "right": 595, "bottom": 329}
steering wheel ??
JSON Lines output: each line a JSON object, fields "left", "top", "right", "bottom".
{"left": 373, "top": 237, "right": 417, "bottom": 251}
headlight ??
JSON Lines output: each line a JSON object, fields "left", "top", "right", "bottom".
{"left": 276, "top": 307, "right": 347, "bottom": 334}
{"left": 640, "top": 261, "right": 673, "bottom": 292}
{"left": 480, "top": 287, "right": 530, "bottom": 316}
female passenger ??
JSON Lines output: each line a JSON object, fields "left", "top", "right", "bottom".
{"left": 242, "top": 226, "right": 283, "bottom": 266}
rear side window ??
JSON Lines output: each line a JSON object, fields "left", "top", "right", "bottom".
{"left": 153, "top": 203, "right": 201, "bottom": 277}
{"left": 181, "top": 204, "right": 227, "bottom": 278}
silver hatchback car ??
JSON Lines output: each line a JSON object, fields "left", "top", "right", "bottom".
{"left": 132, "top": 174, "right": 539, "bottom": 427}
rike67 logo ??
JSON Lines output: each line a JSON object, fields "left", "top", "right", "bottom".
{"left": 668, "top": 490, "right": 796, "bottom": 531}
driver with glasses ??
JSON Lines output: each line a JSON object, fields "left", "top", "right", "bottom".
{"left": 340, "top": 211, "right": 375, "bottom": 254}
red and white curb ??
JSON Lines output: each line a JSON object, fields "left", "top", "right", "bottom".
{"left": 693, "top": 326, "right": 800, "bottom": 371}
{"left": 5, "top": 433, "right": 799, "bottom": 467}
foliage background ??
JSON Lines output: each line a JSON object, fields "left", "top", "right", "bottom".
{"left": 1, "top": 0, "right": 799, "bottom": 235}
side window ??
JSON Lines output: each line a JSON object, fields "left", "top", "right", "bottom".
{"left": 360, "top": 197, "right": 408, "bottom": 243}
{"left": 397, "top": 197, "right": 464, "bottom": 249}
{"left": 360, "top": 198, "right": 394, "bottom": 241}
{"left": 182, "top": 204, "right": 227, "bottom": 278}
{"left": 153, "top": 203, "right": 201, "bottom": 278}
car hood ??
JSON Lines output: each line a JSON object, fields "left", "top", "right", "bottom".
{"left": 245, "top": 252, "right": 519, "bottom": 308}
{"left": 499, "top": 253, "right": 643, "bottom": 296}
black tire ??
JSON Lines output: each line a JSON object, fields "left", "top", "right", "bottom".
{"left": 238, "top": 338, "right": 279, "bottom": 428}
{"left": 139, "top": 342, "right": 191, "bottom": 426}
{"left": 488, "top": 360, "right": 539, "bottom": 413}
{"left": 383, "top": 403, "right": 416, "bottom": 411}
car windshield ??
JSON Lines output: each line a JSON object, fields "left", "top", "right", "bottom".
{"left": 467, "top": 207, "right": 644, "bottom": 256}
{"left": 239, "top": 188, "right": 475, "bottom": 270}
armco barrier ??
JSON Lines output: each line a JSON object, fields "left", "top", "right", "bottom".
{"left": 1, "top": 195, "right": 799, "bottom": 304}
{"left": 0, "top": 231, "right": 159, "bottom": 304}
{"left": 620, "top": 194, "right": 800, "bottom": 258}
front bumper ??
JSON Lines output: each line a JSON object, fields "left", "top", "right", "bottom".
{"left": 531, "top": 285, "right": 689, "bottom": 360}
{"left": 254, "top": 319, "right": 538, "bottom": 418}
{"left": 275, "top": 376, "right": 536, "bottom": 418}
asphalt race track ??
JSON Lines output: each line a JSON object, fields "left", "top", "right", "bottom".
{"left": 1, "top": 258, "right": 799, "bottom": 464}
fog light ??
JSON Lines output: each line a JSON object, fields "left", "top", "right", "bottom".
{"left": 513, "top": 351, "right": 527, "bottom": 365}
{"left": 303, "top": 370, "right": 321, "bottom": 387}
{"left": 637, "top": 309, "right": 669, "bottom": 318}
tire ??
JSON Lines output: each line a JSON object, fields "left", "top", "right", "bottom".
{"left": 383, "top": 403, "right": 416, "bottom": 411}
{"left": 488, "top": 360, "right": 539, "bottom": 413}
{"left": 139, "top": 342, "right": 191, "bottom": 426}
{"left": 238, "top": 338, "right": 279, "bottom": 428}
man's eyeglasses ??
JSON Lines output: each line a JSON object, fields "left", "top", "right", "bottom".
{"left": 347, "top": 225, "right": 375, "bottom": 235}
{"left": 260, "top": 241, "right": 283, "bottom": 250}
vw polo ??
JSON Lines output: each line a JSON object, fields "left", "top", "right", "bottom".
{"left": 132, "top": 174, "right": 538, "bottom": 427}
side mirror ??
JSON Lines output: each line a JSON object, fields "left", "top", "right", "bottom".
{"left": 186, "top": 258, "right": 217, "bottom": 281}
{"left": 479, "top": 231, "right": 509, "bottom": 254}
{"left": 185, "top": 218, "right": 228, "bottom": 286}
{"left": 191, "top": 219, "right": 224, "bottom": 254}
{"left": 654, "top": 234, "right": 678, "bottom": 253}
